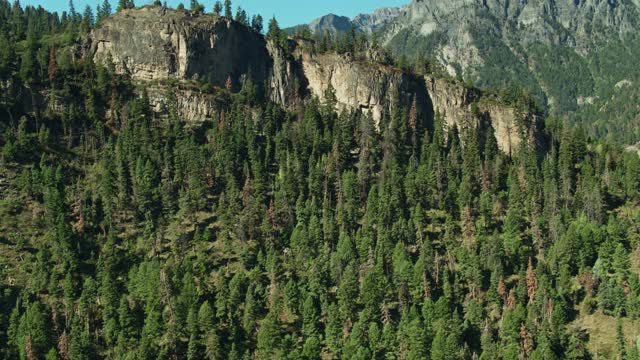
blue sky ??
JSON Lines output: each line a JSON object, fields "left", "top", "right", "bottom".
{"left": 21, "top": 0, "right": 409, "bottom": 27}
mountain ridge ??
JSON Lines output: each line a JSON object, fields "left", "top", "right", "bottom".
{"left": 83, "top": 6, "right": 541, "bottom": 154}
{"left": 297, "top": 0, "right": 640, "bottom": 142}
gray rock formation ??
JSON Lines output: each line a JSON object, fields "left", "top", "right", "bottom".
{"left": 290, "top": 6, "right": 403, "bottom": 36}
{"left": 352, "top": 7, "right": 403, "bottom": 34}
{"left": 424, "top": 76, "right": 539, "bottom": 154}
{"left": 298, "top": 51, "right": 425, "bottom": 128}
{"left": 84, "top": 6, "right": 539, "bottom": 153}
{"left": 307, "top": 14, "right": 352, "bottom": 35}
{"left": 88, "top": 6, "right": 272, "bottom": 90}
{"left": 146, "top": 85, "right": 223, "bottom": 123}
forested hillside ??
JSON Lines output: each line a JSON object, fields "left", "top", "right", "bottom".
{"left": 2, "top": 1, "right": 640, "bottom": 360}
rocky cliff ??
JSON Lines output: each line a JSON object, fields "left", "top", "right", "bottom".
{"left": 88, "top": 6, "right": 272, "bottom": 91}
{"left": 424, "top": 76, "right": 540, "bottom": 154}
{"left": 83, "top": 6, "right": 539, "bottom": 153}
{"left": 145, "top": 85, "right": 224, "bottom": 123}
{"left": 297, "top": 52, "right": 427, "bottom": 128}
{"left": 292, "top": 1, "right": 640, "bottom": 131}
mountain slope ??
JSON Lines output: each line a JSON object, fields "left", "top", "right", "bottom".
{"left": 302, "top": 0, "right": 640, "bottom": 142}
{"left": 84, "top": 6, "right": 541, "bottom": 154}
{"left": 380, "top": 0, "right": 640, "bottom": 141}
{"left": 3, "top": 3, "right": 640, "bottom": 360}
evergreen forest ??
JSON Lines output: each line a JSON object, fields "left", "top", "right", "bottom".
{"left": 1, "top": 1, "right": 640, "bottom": 359}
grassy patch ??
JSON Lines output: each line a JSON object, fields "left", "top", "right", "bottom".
{"left": 571, "top": 311, "right": 640, "bottom": 358}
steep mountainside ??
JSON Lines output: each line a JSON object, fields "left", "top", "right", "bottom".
{"left": 84, "top": 6, "right": 540, "bottom": 153}
{"left": 304, "top": 0, "right": 640, "bottom": 142}
{"left": 381, "top": 0, "right": 640, "bottom": 141}
{"left": 352, "top": 7, "right": 404, "bottom": 34}
{"left": 4, "top": 2, "right": 640, "bottom": 360}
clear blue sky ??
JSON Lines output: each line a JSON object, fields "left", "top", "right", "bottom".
{"left": 21, "top": 0, "right": 409, "bottom": 27}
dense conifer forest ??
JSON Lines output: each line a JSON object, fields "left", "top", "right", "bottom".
{"left": 1, "top": 1, "right": 640, "bottom": 359}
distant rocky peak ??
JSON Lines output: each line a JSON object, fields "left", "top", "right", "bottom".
{"left": 297, "top": 4, "right": 405, "bottom": 35}
{"left": 307, "top": 13, "right": 352, "bottom": 35}
{"left": 352, "top": 6, "right": 404, "bottom": 34}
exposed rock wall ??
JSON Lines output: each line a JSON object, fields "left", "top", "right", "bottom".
{"left": 83, "top": 6, "right": 539, "bottom": 153}
{"left": 425, "top": 75, "right": 480, "bottom": 130}
{"left": 146, "top": 85, "right": 223, "bottom": 123}
{"left": 299, "top": 52, "right": 428, "bottom": 128}
{"left": 88, "top": 6, "right": 271, "bottom": 90}
{"left": 425, "top": 76, "right": 539, "bottom": 153}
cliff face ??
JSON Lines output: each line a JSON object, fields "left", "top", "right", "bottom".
{"left": 84, "top": 6, "right": 539, "bottom": 153}
{"left": 146, "top": 86, "right": 224, "bottom": 123}
{"left": 424, "top": 76, "right": 539, "bottom": 154}
{"left": 89, "top": 7, "right": 271, "bottom": 89}
{"left": 298, "top": 52, "right": 427, "bottom": 128}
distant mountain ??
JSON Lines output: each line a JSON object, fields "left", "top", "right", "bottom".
{"left": 286, "top": 14, "right": 352, "bottom": 36}
{"left": 287, "top": 6, "right": 403, "bottom": 36}
{"left": 307, "top": 13, "right": 352, "bottom": 35}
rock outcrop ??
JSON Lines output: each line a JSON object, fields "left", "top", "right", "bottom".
{"left": 84, "top": 6, "right": 539, "bottom": 153}
{"left": 298, "top": 52, "right": 427, "bottom": 128}
{"left": 88, "top": 6, "right": 271, "bottom": 90}
{"left": 146, "top": 85, "right": 223, "bottom": 123}
{"left": 424, "top": 76, "right": 539, "bottom": 154}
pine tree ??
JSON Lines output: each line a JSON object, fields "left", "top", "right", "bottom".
{"left": 213, "top": 1, "right": 222, "bottom": 15}
{"left": 234, "top": 7, "right": 248, "bottom": 25}
{"left": 302, "top": 293, "right": 319, "bottom": 338}
{"left": 82, "top": 5, "right": 94, "bottom": 31}
{"left": 613, "top": 243, "right": 630, "bottom": 281}
{"left": 117, "top": 0, "right": 134, "bottom": 12}
{"left": 68, "top": 0, "right": 77, "bottom": 19}
{"left": 19, "top": 22, "right": 39, "bottom": 84}
{"left": 431, "top": 325, "right": 448, "bottom": 360}
{"left": 223, "top": 0, "right": 232, "bottom": 18}
{"left": 251, "top": 14, "right": 263, "bottom": 33}
{"left": 10, "top": 0, "right": 25, "bottom": 41}
{"left": 190, "top": 0, "right": 204, "bottom": 13}
{"left": 17, "top": 303, "right": 51, "bottom": 360}
{"left": 97, "top": 0, "right": 112, "bottom": 23}
{"left": 0, "top": 33, "right": 14, "bottom": 81}
{"left": 256, "top": 311, "right": 280, "bottom": 358}
{"left": 267, "top": 16, "right": 280, "bottom": 39}
{"left": 616, "top": 318, "right": 627, "bottom": 360}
